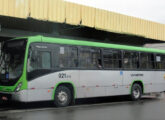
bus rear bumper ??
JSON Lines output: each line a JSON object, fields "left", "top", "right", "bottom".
{"left": 0, "top": 90, "right": 28, "bottom": 102}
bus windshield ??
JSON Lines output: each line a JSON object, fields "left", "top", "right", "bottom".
{"left": 0, "top": 39, "right": 27, "bottom": 86}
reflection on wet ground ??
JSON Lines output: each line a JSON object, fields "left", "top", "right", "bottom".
{"left": 0, "top": 95, "right": 165, "bottom": 120}
{"left": 0, "top": 95, "right": 139, "bottom": 111}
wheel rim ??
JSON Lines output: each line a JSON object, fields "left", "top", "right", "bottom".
{"left": 57, "top": 91, "right": 68, "bottom": 104}
{"left": 133, "top": 87, "right": 140, "bottom": 99}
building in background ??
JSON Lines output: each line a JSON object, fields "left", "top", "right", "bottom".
{"left": 0, "top": 0, "right": 165, "bottom": 46}
{"left": 144, "top": 43, "right": 165, "bottom": 50}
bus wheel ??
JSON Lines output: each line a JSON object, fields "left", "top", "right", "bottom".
{"left": 0, "top": 100, "right": 3, "bottom": 105}
{"left": 0, "top": 100, "right": 9, "bottom": 106}
{"left": 54, "top": 86, "right": 72, "bottom": 107}
{"left": 131, "top": 83, "right": 142, "bottom": 101}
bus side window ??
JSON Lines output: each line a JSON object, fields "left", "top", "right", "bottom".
{"left": 56, "top": 46, "right": 78, "bottom": 68}
{"left": 28, "top": 50, "right": 38, "bottom": 72}
{"left": 103, "top": 49, "right": 122, "bottom": 69}
{"left": 58, "top": 46, "right": 68, "bottom": 68}
{"left": 162, "top": 55, "right": 165, "bottom": 69}
{"left": 113, "top": 50, "right": 122, "bottom": 68}
{"left": 103, "top": 50, "right": 113, "bottom": 69}
{"left": 155, "top": 54, "right": 162, "bottom": 69}
{"left": 123, "top": 51, "right": 130, "bottom": 69}
{"left": 28, "top": 51, "right": 51, "bottom": 72}
{"left": 40, "top": 51, "right": 51, "bottom": 69}
{"left": 140, "top": 53, "right": 148, "bottom": 69}
{"left": 148, "top": 53, "right": 155, "bottom": 69}
{"left": 79, "top": 47, "right": 101, "bottom": 69}
{"left": 79, "top": 47, "right": 91, "bottom": 68}
{"left": 91, "top": 49, "right": 102, "bottom": 69}
{"left": 123, "top": 51, "right": 139, "bottom": 69}
{"left": 68, "top": 47, "right": 78, "bottom": 68}
{"left": 140, "top": 53, "right": 155, "bottom": 69}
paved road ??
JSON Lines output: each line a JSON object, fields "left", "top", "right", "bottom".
{"left": 0, "top": 95, "right": 165, "bottom": 120}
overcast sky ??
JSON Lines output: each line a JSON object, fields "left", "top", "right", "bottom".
{"left": 66, "top": 0, "right": 165, "bottom": 24}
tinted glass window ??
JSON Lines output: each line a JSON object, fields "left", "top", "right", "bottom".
{"left": 123, "top": 51, "right": 139, "bottom": 69}
{"left": 41, "top": 52, "right": 51, "bottom": 69}
{"left": 140, "top": 53, "right": 155, "bottom": 69}
{"left": 161, "top": 55, "right": 165, "bottom": 69}
{"left": 58, "top": 46, "right": 68, "bottom": 68}
{"left": 148, "top": 53, "right": 155, "bottom": 69}
{"left": 28, "top": 51, "right": 51, "bottom": 72}
{"left": 140, "top": 53, "right": 148, "bottom": 69}
{"left": 103, "top": 49, "right": 122, "bottom": 69}
{"left": 155, "top": 55, "right": 162, "bottom": 69}
{"left": 103, "top": 50, "right": 113, "bottom": 68}
{"left": 68, "top": 47, "right": 78, "bottom": 68}
{"left": 79, "top": 48, "right": 91, "bottom": 68}
{"left": 91, "top": 49, "right": 102, "bottom": 69}
{"left": 55, "top": 46, "right": 78, "bottom": 68}
{"left": 79, "top": 48, "right": 101, "bottom": 69}
{"left": 155, "top": 54, "right": 165, "bottom": 69}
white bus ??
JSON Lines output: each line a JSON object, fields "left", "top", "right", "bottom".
{"left": 0, "top": 36, "right": 165, "bottom": 107}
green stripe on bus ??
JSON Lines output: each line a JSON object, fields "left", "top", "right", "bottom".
{"left": 11, "top": 35, "right": 165, "bottom": 54}
{"left": 37, "top": 36, "right": 165, "bottom": 54}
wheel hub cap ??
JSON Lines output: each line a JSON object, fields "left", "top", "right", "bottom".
{"left": 133, "top": 88, "right": 140, "bottom": 99}
{"left": 57, "top": 91, "right": 68, "bottom": 103}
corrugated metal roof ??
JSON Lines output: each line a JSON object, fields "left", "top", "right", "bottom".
{"left": 48, "top": 0, "right": 65, "bottom": 23}
{"left": 29, "top": 0, "right": 48, "bottom": 20}
{"left": 81, "top": 5, "right": 95, "bottom": 27}
{"left": 0, "top": 0, "right": 165, "bottom": 41}
{"left": 65, "top": 2, "right": 81, "bottom": 25}
{"left": 0, "top": 0, "right": 29, "bottom": 18}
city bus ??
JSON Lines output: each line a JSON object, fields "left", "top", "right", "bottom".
{"left": 0, "top": 36, "right": 165, "bottom": 107}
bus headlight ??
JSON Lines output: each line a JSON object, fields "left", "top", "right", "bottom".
{"left": 15, "top": 82, "right": 22, "bottom": 92}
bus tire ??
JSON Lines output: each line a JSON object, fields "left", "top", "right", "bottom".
{"left": 0, "top": 100, "right": 8, "bottom": 106}
{"left": 131, "top": 83, "right": 142, "bottom": 101}
{"left": 54, "top": 86, "right": 72, "bottom": 107}
{"left": 0, "top": 100, "right": 3, "bottom": 105}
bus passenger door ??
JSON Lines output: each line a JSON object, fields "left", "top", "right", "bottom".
{"left": 27, "top": 43, "right": 55, "bottom": 101}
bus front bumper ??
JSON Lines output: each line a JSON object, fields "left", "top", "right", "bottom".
{"left": 0, "top": 90, "right": 28, "bottom": 102}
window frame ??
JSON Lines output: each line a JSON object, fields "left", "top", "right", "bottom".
{"left": 27, "top": 42, "right": 165, "bottom": 71}
{"left": 122, "top": 50, "right": 140, "bottom": 70}
{"left": 154, "top": 53, "right": 165, "bottom": 70}
{"left": 102, "top": 48, "right": 123, "bottom": 70}
{"left": 53, "top": 44, "right": 79, "bottom": 70}
{"left": 139, "top": 52, "right": 155, "bottom": 70}
{"left": 78, "top": 46, "right": 102, "bottom": 70}
{"left": 28, "top": 43, "right": 53, "bottom": 70}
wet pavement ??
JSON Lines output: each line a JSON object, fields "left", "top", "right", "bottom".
{"left": 0, "top": 95, "right": 165, "bottom": 120}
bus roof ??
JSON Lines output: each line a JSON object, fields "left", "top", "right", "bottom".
{"left": 18, "top": 35, "right": 165, "bottom": 54}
